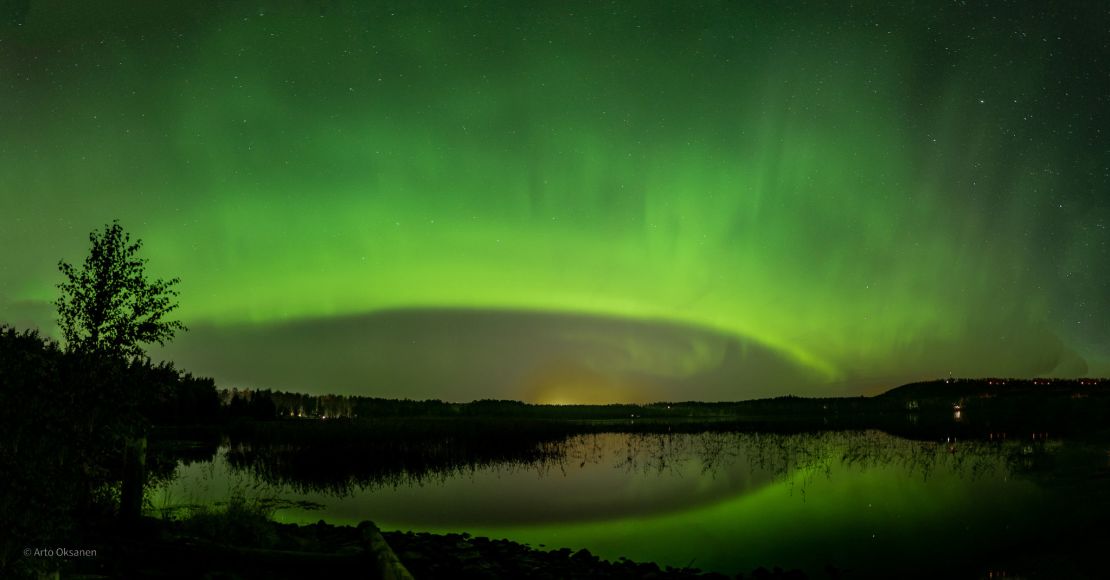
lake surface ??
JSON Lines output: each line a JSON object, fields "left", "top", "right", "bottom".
{"left": 152, "top": 428, "right": 1110, "bottom": 578}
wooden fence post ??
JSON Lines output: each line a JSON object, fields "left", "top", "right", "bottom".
{"left": 119, "top": 435, "right": 147, "bottom": 528}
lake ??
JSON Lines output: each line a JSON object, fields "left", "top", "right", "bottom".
{"left": 151, "top": 427, "right": 1110, "bottom": 578}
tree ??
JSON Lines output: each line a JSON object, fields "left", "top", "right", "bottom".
{"left": 55, "top": 220, "right": 187, "bottom": 527}
{"left": 56, "top": 220, "right": 185, "bottom": 359}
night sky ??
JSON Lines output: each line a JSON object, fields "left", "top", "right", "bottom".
{"left": 1, "top": 1, "right": 1107, "bottom": 401}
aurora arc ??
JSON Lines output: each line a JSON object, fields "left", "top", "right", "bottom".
{"left": 1, "top": 1, "right": 1106, "bottom": 400}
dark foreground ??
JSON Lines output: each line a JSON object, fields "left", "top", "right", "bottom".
{"left": 382, "top": 529, "right": 810, "bottom": 580}
{"left": 65, "top": 517, "right": 810, "bottom": 580}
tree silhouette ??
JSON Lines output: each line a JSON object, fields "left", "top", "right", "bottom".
{"left": 54, "top": 220, "right": 188, "bottom": 527}
{"left": 55, "top": 220, "right": 185, "bottom": 358}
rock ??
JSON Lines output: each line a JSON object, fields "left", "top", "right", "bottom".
{"left": 572, "top": 548, "right": 598, "bottom": 563}
{"left": 457, "top": 549, "right": 482, "bottom": 561}
{"left": 335, "top": 544, "right": 362, "bottom": 556}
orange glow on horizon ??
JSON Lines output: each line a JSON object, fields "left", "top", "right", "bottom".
{"left": 521, "top": 362, "right": 665, "bottom": 405}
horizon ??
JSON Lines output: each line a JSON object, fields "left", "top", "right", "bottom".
{"left": 212, "top": 375, "right": 1109, "bottom": 407}
{"left": 2, "top": 1, "right": 1108, "bottom": 403}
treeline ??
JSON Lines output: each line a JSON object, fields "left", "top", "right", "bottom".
{"left": 214, "top": 376, "right": 1110, "bottom": 429}
{"left": 881, "top": 377, "right": 1109, "bottom": 404}
{"left": 0, "top": 325, "right": 221, "bottom": 573}
{"left": 216, "top": 389, "right": 758, "bottom": 421}
{"left": 223, "top": 389, "right": 873, "bottom": 421}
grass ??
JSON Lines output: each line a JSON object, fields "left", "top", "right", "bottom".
{"left": 177, "top": 493, "right": 281, "bottom": 548}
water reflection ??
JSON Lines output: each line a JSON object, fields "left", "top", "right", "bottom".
{"left": 150, "top": 425, "right": 1110, "bottom": 577}
{"left": 154, "top": 428, "right": 1077, "bottom": 525}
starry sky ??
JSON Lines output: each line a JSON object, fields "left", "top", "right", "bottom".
{"left": 1, "top": 1, "right": 1107, "bottom": 401}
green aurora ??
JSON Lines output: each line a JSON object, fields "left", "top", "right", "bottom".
{"left": 1, "top": 1, "right": 1107, "bottom": 399}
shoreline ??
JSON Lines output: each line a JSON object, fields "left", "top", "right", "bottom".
{"left": 64, "top": 517, "right": 811, "bottom": 579}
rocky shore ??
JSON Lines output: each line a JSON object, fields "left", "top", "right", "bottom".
{"left": 382, "top": 528, "right": 811, "bottom": 579}
{"left": 64, "top": 518, "right": 813, "bottom": 579}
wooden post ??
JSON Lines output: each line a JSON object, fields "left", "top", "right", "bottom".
{"left": 119, "top": 435, "right": 147, "bottom": 528}
{"left": 359, "top": 521, "right": 415, "bottom": 580}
